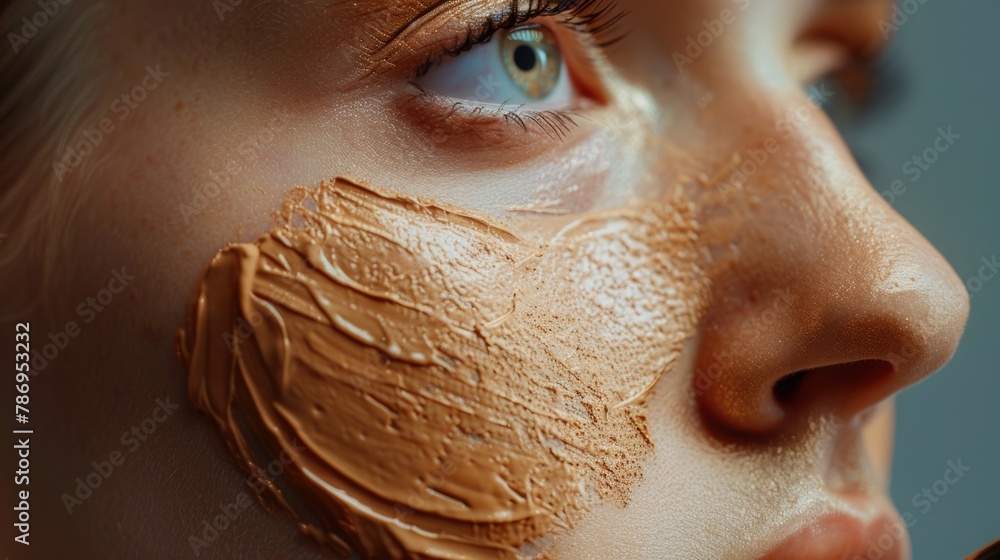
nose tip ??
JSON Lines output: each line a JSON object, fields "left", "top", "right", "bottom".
{"left": 694, "top": 240, "right": 969, "bottom": 435}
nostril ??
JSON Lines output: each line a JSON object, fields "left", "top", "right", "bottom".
{"left": 773, "top": 370, "right": 807, "bottom": 404}
{"left": 771, "top": 360, "right": 896, "bottom": 417}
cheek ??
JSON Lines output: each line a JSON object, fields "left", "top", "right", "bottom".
{"left": 180, "top": 177, "right": 704, "bottom": 557}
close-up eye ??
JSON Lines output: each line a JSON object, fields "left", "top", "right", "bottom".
{"left": 415, "top": 23, "right": 574, "bottom": 108}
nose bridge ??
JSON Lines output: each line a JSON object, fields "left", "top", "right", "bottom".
{"left": 691, "top": 85, "right": 970, "bottom": 434}
{"left": 697, "top": 85, "right": 869, "bottom": 296}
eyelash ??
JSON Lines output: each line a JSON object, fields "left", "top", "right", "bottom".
{"left": 401, "top": 0, "right": 626, "bottom": 141}
{"left": 404, "top": 82, "right": 585, "bottom": 140}
{"left": 414, "top": 0, "right": 627, "bottom": 78}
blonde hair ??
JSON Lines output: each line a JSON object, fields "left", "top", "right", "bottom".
{"left": 0, "top": 1, "right": 108, "bottom": 320}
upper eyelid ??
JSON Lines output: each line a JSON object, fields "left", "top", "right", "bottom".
{"left": 350, "top": 0, "right": 626, "bottom": 82}
{"left": 352, "top": 0, "right": 514, "bottom": 80}
{"left": 373, "top": 0, "right": 476, "bottom": 50}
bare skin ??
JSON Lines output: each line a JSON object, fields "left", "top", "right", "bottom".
{"left": 5, "top": 0, "right": 968, "bottom": 558}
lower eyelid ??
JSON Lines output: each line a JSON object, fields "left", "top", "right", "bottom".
{"left": 396, "top": 83, "right": 589, "bottom": 147}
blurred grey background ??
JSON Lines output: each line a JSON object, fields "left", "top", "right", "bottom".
{"left": 831, "top": 0, "right": 999, "bottom": 557}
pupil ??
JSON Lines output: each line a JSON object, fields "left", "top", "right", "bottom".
{"left": 513, "top": 45, "right": 537, "bottom": 72}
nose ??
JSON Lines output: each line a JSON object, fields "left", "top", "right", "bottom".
{"left": 692, "top": 88, "right": 970, "bottom": 435}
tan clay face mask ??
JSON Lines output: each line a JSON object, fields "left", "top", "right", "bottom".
{"left": 179, "top": 177, "right": 704, "bottom": 558}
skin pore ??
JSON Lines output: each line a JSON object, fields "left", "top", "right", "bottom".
{"left": 4, "top": 0, "right": 968, "bottom": 558}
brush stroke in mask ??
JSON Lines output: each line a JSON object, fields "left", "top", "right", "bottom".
{"left": 178, "top": 177, "right": 703, "bottom": 559}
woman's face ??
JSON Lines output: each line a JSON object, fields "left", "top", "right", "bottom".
{"left": 42, "top": 0, "right": 969, "bottom": 558}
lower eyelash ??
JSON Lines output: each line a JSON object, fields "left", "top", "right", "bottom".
{"left": 403, "top": 81, "right": 584, "bottom": 142}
